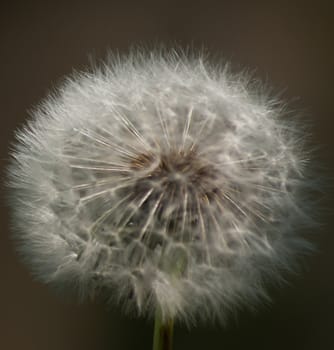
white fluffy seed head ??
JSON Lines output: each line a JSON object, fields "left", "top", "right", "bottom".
{"left": 7, "top": 49, "right": 317, "bottom": 325}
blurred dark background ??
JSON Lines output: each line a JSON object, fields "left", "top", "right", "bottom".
{"left": 1, "top": 1, "right": 333, "bottom": 349}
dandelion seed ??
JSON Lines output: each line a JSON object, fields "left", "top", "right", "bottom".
{"left": 7, "top": 49, "right": 318, "bottom": 349}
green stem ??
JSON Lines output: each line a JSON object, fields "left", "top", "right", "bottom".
{"left": 152, "top": 308, "right": 174, "bottom": 350}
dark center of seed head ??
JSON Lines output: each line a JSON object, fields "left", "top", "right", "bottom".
{"left": 129, "top": 148, "right": 219, "bottom": 200}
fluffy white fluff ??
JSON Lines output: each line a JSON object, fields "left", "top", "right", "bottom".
{"left": 7, "top": 50, "right": 315, "bottom": 325}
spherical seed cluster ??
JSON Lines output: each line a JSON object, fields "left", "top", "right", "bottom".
{"left": 8, "top": 51, "right": 315, "bottom": 324}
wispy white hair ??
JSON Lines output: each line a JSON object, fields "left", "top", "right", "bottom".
{"left": 7, "top": 49, "right": 317, "bottom": 326}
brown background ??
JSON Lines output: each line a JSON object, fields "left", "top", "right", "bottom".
{"left": 1, "top": 1, "right": 333, "bottom": 349}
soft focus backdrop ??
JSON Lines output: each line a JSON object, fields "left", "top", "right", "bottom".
{"left": 1, "top": 1, "right": 333, "bottom": 349}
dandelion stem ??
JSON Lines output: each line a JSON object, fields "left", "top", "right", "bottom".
{"left": 152, "top": 308, "right": 174, "bottom": 350}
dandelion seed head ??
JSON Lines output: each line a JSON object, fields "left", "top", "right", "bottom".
{"left": 7, "top": 49, "right": 316, "bottom": 325}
